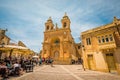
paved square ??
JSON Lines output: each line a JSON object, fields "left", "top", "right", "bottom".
{"left": 11, "top": 65, "right": 120, "bottom": 80}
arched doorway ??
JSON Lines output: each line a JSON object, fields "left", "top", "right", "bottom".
{"left": 54, "top": 51, "right": 59, "bottom": 60}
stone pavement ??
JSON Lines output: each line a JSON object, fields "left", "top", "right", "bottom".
{"left": 10, "top": 65, "right": 120, "bottom": 80}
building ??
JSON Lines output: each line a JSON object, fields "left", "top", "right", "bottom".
{"left": 81, "top": 17, "right": 120, "bottom": 74}
{"left": 0, "top": 29, "right": 10, "bottom": 59}
{"left": 0, "top": 29, "right": 34, "bottom": 59}
{"left": 41, "top": 13, "right": 80, "bottom": 64}
{"left": 18, "top": 41, "right": 27, "bottom": 47}
{"left": 75, "top": 43, "right": 82, "bottom": 57}
{"left": 0, "top": 29, "right": 9, "bottom": 45}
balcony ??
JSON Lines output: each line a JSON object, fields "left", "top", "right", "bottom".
{"left": 98, "top": 42, "right": 116, "bottom": 50}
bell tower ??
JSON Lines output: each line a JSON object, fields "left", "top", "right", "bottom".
{"left": 61, "top": 13, "right": 71, "bottom": 29}
{"left": 45, "top": 17, "right": 54, "bottom": 31}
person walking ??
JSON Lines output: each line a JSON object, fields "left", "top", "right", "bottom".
{"left": 39, "top": 58, "right": 42, "bottom": 66}
{"left": 49, "top": 58, "right": 54, "bottom": 67}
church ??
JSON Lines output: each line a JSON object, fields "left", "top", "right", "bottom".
{"left": 41, "top": 13, "right": 80, "bottom": 64}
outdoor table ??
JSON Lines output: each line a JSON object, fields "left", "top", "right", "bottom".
{"left": 25, "top": 65, "right": 34, "bottom": 72}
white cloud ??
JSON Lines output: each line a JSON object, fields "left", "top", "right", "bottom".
{"left": 0, "top": 0, "right": 120, "bottom": 52}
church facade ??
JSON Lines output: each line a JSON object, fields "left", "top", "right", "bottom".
{"left": 41, "top": 14, "right": 79, "bottom": 64}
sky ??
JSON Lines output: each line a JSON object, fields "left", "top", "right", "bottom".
{"left": 0, "top": 0, "right": 120, "bottom": 53}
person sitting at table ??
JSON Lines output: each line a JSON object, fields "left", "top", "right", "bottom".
{"left": 0, "top": 62, "right": 9, "bottom": 79}
{"left": 6, "top": 61, "right": 12, "bottom": 69}
{"left": 13, "top": 62, "right": 21, "bottom": 76}
{"left": 13, "top": 62, "right": 20, "bottom": 68}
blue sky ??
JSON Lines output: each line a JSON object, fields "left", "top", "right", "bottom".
{"left": 0, "top": 0, "right": 120, "bottom": 53}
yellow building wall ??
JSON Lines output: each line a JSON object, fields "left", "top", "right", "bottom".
{"left": 81, "top": 17, "right": 120, "bottom": 74}
{"left": 94, "top": 52, "right": 108, "bottom": 72}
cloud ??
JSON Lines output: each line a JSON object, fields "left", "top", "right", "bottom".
{"left": 0, "top": 0, "right": 120, "bottom": 52}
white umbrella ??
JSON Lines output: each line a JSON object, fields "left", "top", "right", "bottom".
{"left": 0, "top": 44, "right": 29, "bottom": 50}
{"left": 32, "top": 55, "right": 39, "bottom": 58}
{"left": 4, "top": 45, "right": 29, "bottom": 49}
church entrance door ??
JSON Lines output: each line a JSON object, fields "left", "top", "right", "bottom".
{"left": 54, "top": 51, "right": 59, "bottom": 61}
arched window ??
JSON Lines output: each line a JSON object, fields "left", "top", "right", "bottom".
{"left": 51, "top": 37, "right": 60, "bottom": 45}
{"left": 97, "top": 37, "right": 101, "bottom": 43}
{"left": 63, "top": 22, "right": 67, "bottom": 28}
{"left": 105, "top": 35, "right": 109, "bottom": 42}
{"left": 101, "top": 36, "right": 105, "bottom": 43}
{"left": 109, "top": 34, "right": 113, "bottom": 41}
{"left": 47, "top": 26, "right": 49, "bottom": 30}
{"left": 54, "top": 40, "right": 60, "bottom": 44}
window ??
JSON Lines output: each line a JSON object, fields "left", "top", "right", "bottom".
{"left": 78, "top": 46, "right": 80, "bottom": 49}
{"left": 109, "top": 34, "right": 113, "bottom": 41}
{"left": 54, "top": 40, "right": 60, "bottom": 44}
{"left": 63, "top": 22, "right": 67, "bottom": 28}
{"left": 105, "top": 35, "right": 109, "bottom": 42}
{"left": 98, "top": 34, "right": 114, "bottom": 44}
{"left": 101, "top": 36, "right": 105, "bottom": 43}
{"left": 47, "top": 26, "right": 49, "bottom": 30}
{"left": 98, "top": 37, "right": 101, "bottom": 43}
{"left": 86, "top": 38, "right": 91, "bottom": 45}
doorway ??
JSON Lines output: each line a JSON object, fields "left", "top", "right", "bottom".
{"left": 106, "top": 53, "right": 116, "bottom": 72}
{"left": 87, "top": 54, "right": 95, "bottom": 70}
{"left": 54, "top": 51, "right": 59, "bottom": 60}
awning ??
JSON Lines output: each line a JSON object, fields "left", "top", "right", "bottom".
{"left": 32, "top": 55, "right": 39, "bottom": 58}
{"left": 0, "top": 45, "right": 29, "bottom": 50}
